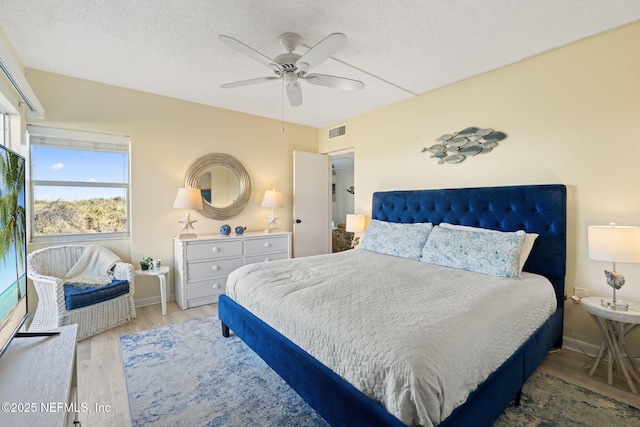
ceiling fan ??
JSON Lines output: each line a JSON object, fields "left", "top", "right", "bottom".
{"left": 219, "top": 32, "right": 365, "bottom": 107}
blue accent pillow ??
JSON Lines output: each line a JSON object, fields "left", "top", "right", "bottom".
{"left": 63, "top": 280, "right": 130, "bottom": 310}
{"left": 421, "top": 226, "right": 526, "bottom": 277}
{"left": 359, "top": 220, "right": 433, "bottom": 260}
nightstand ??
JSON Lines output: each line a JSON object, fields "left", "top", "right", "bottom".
{"left": 580, "top": 296, "right": 640, "bottom": 393}
{"left": 135, "top": 266, "right": 170, "bottom": 315}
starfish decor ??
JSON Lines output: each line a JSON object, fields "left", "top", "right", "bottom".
{"left": 178, "top": 212, "right": 198, "bottom": 238}
{"left": 266, "top": 214, "right": 279, "bottom": 227}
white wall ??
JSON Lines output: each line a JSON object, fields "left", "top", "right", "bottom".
{"left": 331, "top": 168, "right": 355, "bottom": 227}
{"left": 319, "top": 22, "right": 640, "bottom": 353}
{"left": 0, "top": 26, "right": 27, "bottom": 152}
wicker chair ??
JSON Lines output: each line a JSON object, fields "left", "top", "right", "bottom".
{"left": 27, "top": 245, "right": 136, "bottom": 340}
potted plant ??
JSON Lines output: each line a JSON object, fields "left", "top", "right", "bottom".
{"left": 140, "top": 256, "right": 153, "bottom": 270}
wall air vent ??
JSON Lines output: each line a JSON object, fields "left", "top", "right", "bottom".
{"left": 328, "top": 124, "right": 347, "bottom": 140}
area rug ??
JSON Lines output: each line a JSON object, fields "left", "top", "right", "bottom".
{"left": 120, "top": 316, "right": 640, "bottom": 427}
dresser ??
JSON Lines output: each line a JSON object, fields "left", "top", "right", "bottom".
{"left": 174, "top": 231, "right": 291, "bottom": 309}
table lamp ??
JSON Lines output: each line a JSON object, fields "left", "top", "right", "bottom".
{"left": 261, "top": 189, "right": 283, "bottom": 233}
{"left": 173, "top": 187, "right": 203, "bottom": 238}
{"left": 346, "top": 214, "right": 368, "bottom": 247}
{"left": 588, "top": 223, "right": 640, "bottom": 310}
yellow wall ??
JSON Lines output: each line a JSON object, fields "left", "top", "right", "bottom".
{"left": 25, "top": 70, "right": 317, "bottom": 306}
{"left": 320, "top": 22, "right": 640, "bottom": 352}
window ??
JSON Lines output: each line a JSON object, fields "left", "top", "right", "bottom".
{"left": 28, "top": 125, "right": 130, "bottom": 242}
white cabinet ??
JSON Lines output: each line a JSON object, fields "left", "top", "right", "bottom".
{"left": 0, "top": 325, "right": 78, "bottom": 427}
{"left": 174, "top": 231, "right": 291, "bottom": 309}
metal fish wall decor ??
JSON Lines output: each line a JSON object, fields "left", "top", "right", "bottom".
{"left": 422, "top": 127, "right": 507, "bottom": 165}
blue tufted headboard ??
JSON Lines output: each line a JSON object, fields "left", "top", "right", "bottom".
{"left": 371, "top": 184, "right": 566, "bottom": 307}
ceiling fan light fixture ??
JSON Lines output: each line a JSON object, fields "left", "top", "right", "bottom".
{"left": 286, "top": 81, "right": 303, "bottom": 106}
{"left": 283, "top": 71, "right": 298, "bottom": 82}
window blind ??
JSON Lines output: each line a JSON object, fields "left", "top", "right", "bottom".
{"left": 27, "top": 125, "right": 129, "bottom": 153}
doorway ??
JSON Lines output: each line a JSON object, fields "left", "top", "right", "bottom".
{"left": 330, "top": 151, "right": 354, "bottom": 253}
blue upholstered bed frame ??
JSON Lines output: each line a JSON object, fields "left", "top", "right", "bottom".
{"left": 219, "top": 184, "right": 566, "bottom": 426}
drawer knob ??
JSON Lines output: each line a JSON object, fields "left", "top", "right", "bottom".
{"left": 212, "top": 247, "right": 220, "bottom": 253}
{"left": 212, "top": 265, "right": 221, "bottom": 271}
{"left": 264, "top": 258, "right": 271, "bottom": 262}
{"left": 213, "top": 283, "right": 221, "bottom": 289}
{"left": 264, "top": 242, "right": 271, "bottom": 248}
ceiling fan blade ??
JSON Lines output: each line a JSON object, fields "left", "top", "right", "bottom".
{"left": 286, "top": 82, "right": 303, "bottom": 106}
{"left": 221, "top": 76, "right": 279, "bottom": 88}
{"left": 219, "top": 35, "right": 281, "bottom": 72}
{"left": 304, "top": 73, "right": 365, "bottom": 91}
{"left": 295, "top": 33, "right": 347, "bottom": 72}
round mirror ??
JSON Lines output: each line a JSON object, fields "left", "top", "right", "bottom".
{"left": 185, "top": 153, "right": 251, "bottom": 220}
{"left": 199, "top": 166, "right": 241, "bottom": 208}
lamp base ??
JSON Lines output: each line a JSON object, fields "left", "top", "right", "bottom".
{"left": 264, "top": 228, "right": 280, "bottom": 234}
{"left": 601, "top": 298, "right": 629, "bottom": 311}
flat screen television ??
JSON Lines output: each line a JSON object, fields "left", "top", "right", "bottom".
{"left": 0, "top": 143, "right": 27, "bottom": 358}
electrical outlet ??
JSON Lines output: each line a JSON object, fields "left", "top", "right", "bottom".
{"left": 573, "top": 287, "right": 588, "bottom": 298}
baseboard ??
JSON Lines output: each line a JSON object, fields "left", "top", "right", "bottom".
{"left": 134, "top": 293, "right": 174, "bottom": 309}
{"left": 562, "top": 335, "right": 598, "bottom": 356}
{"left": 562, "top": 335, "right": 640, "bottom": 365}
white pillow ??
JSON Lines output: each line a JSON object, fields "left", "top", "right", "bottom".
{"left": 439, "top": 223, "right": 538, "bottom": 274}
{"left": 359, "top": 220, "right": 433, "bottom": 260}
{"left": 421, "top": 225, "right": 526, "bottom": 278}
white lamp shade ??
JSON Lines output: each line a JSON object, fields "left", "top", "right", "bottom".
{"left": 173, "top": 188, "right": 203, "bottom": 210}
{"left": 261, "top": 189, "right": 283, "bottom": 208}
{"left": 346, "top": 214, "right": 367, "bottom": 233}
{"left": 588, "top": 225, "right": 640, "bottom": 263}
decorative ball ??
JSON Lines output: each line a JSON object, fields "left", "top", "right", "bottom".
{"left": 235, "top": 226, "right": 246, "bottom": 235}
{"left": 219, "top": 224, "right": 231, "bottom": 235}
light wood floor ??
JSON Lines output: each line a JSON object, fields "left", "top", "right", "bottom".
{"left": 77, "top": 302, "right": 640, "bottom": 426}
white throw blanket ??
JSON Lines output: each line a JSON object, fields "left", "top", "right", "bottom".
{"left": 63, "top": 245, "right": 121, "bottom": 288}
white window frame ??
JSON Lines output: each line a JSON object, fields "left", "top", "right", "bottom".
{"left": 27, "top": 125, "right": 131, "bottom": 243}
{"left": 0, "top": 111, "right": 8, "bottom": 146}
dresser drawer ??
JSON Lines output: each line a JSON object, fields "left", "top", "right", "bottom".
{"left": 187, "top": 258, "right": 243, "bottom": 281}
{"left": 244, "top": 252, "right": 289, "bottom": 265}
{"left": 186, "top": 240, "right": 243, "bottom": 261}
{"left": 187, "top": 278, "right": 227, "bottom": 300}
{"left": 244, "top": 236, "right": 290, "bottom": 256}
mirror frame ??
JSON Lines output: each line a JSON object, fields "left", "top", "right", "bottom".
{"left": 185, "top": 153, "right": 251, "bottom": 220}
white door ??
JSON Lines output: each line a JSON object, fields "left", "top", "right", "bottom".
{"left": 292, "top": 151, "right": 331, "bottom": 257}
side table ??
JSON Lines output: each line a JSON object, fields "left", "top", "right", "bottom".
{"left": 134, "top": 266, "right": 170, "bottom": 315}
{"left": 580, "top": 296, "right": 640, "bottom": 393}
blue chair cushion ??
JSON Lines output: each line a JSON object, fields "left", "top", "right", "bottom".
{"left": 63, "top": 280, "right": 130, "bottom": 310}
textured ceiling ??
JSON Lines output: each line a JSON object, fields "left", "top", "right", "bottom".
{"left": 1, "top": 1, "right": 639, "bottom": 128}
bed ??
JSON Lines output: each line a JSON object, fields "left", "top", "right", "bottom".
{"left": 219, "top": 184, "right": 566, "bottom": 426}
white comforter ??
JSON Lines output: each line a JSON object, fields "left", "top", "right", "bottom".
{"left": 226, "top": 249, "right": 557, "bottom": 426}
